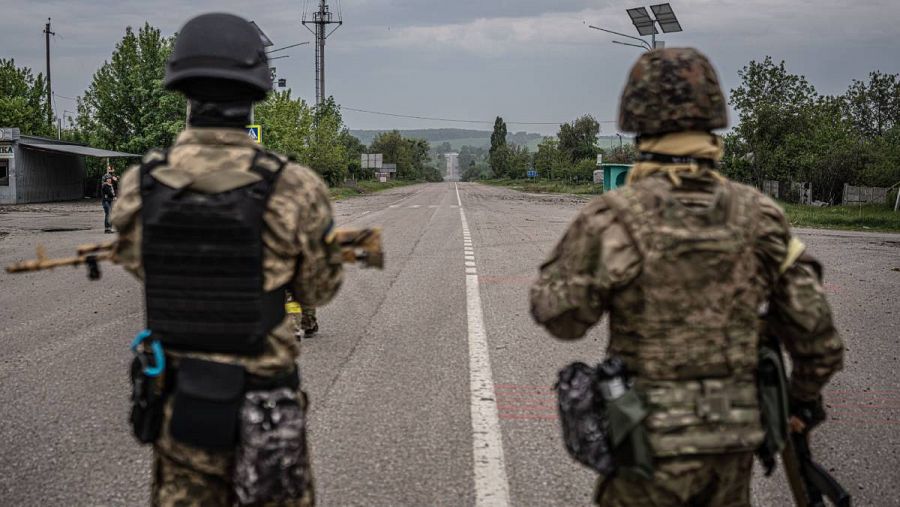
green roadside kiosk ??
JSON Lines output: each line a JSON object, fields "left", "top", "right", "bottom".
{"left": 602, "top": 163, "right": 632, "bottom": 192}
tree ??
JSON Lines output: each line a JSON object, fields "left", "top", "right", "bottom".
{"left": 605, "top": 143, "right": 635, "bottom": 164}
{"left": 75, "top": 23, "right": 185, "bottom": 155}
{"left": 301, "top": 97, "right": 348, "bottom": 186}
{"left": 0, "top": 59, "right": 53, "bottom": 136}
{"left": 254, "top": 90, "right": 313, "bottom": 158}
{"left": 728, "top": 57, "right": 817, "bottom": 186}
{"left": 843, "top": 71, "right": 900, "bottom": 140}
{"left": 489, "top": 116, "right": 509, "bottom": 177}
{"left": 341, "top": 129, "right": 367, "bottom": 180}
{"left": 558, "top": 115, "right": 600, "bottom": 162}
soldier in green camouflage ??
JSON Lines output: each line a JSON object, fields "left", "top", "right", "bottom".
{"left": 111, "top": 13, "right": 342, "bottom": 506}
{"left": 530, "top": 48, "right": 844, "bottom": 506}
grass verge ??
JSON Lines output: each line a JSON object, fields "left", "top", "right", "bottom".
{"left": 480, "top": 179, "right": 900, "bottom": 232}
{"left": 329, "top": 179, "right": 424, "bottom": 200}
{"left": 479, "top": 178, "right": 602, "bottom": 195}
{"left": 781, "top": 202, "right": 900, "bottom": 232}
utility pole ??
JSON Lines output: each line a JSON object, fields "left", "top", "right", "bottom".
{"left": 302, "top": 0, "right": 342, "bottom": 106}
{"left": 43, "top": 18, "right": 55, "bottom": 122}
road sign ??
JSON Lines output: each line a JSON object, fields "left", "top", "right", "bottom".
{"left": 527, "top": 170, "right": 538, "bottom": 178}
{"left": 246, "top": 125, "right": 262, "bottom": 144}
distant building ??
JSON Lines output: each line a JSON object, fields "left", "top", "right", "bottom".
{"left": 0, "top": 128, "right": 137, "bottom": 204}
{"left": 444, "top": 152, "right": 459, "bottom": 181}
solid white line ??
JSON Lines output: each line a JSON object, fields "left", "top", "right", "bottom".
{"left": 456, "top": 182, "right": 510, "bottom": 507}
{"left": 455, "top": 183, "right": 463, "bottom": 206}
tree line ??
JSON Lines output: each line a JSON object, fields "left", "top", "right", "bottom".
{"left": 723, "top": 57, "right": 900, "bottom": 203}
{"left": 0, "top": 23, "right": 441, "bottom": 188}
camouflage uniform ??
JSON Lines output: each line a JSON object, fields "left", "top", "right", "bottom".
{"left": 285, "top": 292, "right": 317, "bottom": 338}
{"left": 530, "top": 48, "right": 843, "bottom": 506}
{"left": 112, "top": 128, "right": 343, "bottom": 506}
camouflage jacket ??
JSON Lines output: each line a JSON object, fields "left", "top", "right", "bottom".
{"left": 530, "top": 135, "right": 843, "bottom": 456}
{"left": 111, "top": 128, "right": 344, "bottom": 376}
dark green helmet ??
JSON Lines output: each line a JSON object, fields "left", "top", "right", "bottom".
{"left": 618, "top": 48, "right": 727, "bottom": 136}
{"left": 165, "top": 13, "right": 271, "bottom": 101}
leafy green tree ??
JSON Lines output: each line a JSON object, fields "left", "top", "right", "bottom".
{"left": 254, "top": 90, "right": 313, "bottom": 158}
{"left": 341, "top": 129, "right": 367, "bottom": 180}
{"left": 533, "top": 137, "right": 562, "bottom": 179}
{"left": 489, "top": 116, "right": 509, "bottom": 176}
{"left": 506, "top": 144, "right": 532, "bottom": 179}
{"left": 301, "top": 97, "right": 348, "bottom": 186}
{"left": 75, "top": 23, "right": 185, "bottom": 155}
{"left": 843, "top": 71, "right": 900, "bottom": 140}
{"left": 558, "top": 115, "right": 600, "bottom": 162}
{"left": 0, "top": 59, "right": 53, "bottom": 136}
{"left": 728, "top": 57, "right": 817, "bottom": 186}
{"left": 605, "top": 143, "right": 635, "bottom": 164}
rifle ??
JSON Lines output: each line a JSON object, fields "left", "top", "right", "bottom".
{"left": 5, "top": 227, "right": 385, "bottom": 279}
{"left": 765, "top": 334, "right": 851, "bottom": 507}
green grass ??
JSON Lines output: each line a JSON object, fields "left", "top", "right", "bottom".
{"left": 329, "top": 179, "right": 423, "bottom": 200}
{"left": 480, "top": 178, "right": 603, "bottom": 195}
{"left": 781, "top": 202, "right": 900, "bottom": 232}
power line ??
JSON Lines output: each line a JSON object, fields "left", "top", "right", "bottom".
{"left": 338, "top": 106, "right": 616, "bottom": 126}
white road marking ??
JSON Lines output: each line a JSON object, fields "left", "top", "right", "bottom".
{"left": 455, "top": 183, "right": 511, "bottom": 507}
{"left": 389, "top": 205, "right": 399, "bottom": 208}
{"left": 409, "top": 205, "right": 421, "bottom": 208}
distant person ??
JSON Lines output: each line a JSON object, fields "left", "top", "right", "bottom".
{"left": 102, "top": 162, "right": 119, "bottom": 185}
{"left": 101, "top": 176, "right": 115, "bottom": 233}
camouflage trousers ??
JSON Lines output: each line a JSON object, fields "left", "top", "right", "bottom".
{"left": 596, "top": 452, "right": 753, "bottom": 507}
{"left": 151, "top": 390, "right": 315, "bottom": 507}
{"left": 291, "top": 306, "right": 317, "bottom": 334}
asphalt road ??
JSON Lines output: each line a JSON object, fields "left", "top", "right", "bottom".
{"left": 1, "top": 182, "right": 898, "bottom": 506}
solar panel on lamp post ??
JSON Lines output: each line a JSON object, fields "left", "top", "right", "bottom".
{"left": 625, "top": 3, "right": 683, "bottom": 49}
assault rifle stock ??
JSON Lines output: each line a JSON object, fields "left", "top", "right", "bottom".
{"left": 5, "top": 227, "right": 384, "bottom": 280}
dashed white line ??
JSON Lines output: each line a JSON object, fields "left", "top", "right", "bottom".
{"left": 455, "top": 183, "right": 511, "bottom": 507}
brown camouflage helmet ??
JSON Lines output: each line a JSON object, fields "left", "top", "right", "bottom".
{"left": 618, "top": 48, "right": 728, "bottom": 135}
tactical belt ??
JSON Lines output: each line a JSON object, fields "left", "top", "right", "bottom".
{"left": 636, "top": 151, "right": 718, "bottom": 167}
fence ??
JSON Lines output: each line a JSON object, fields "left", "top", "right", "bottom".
{"left": 842, "top": 184, "right": 889, "bottom": 205}
{"left": 762, "top": 180, "right": 813, "bottom": 204}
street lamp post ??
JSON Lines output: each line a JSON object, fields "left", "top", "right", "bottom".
{"left": 589, "top": 3, "right": 683, "bottom": 51}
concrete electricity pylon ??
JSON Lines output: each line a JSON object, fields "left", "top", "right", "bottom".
{"left": 43, "top": 18, "right": 55, "bottom": 121}
{"left": 302, "top": 0, "right": 342, "bottom": 106}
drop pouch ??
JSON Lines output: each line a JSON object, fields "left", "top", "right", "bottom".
{"left": 756, "top": 343, "right": 789, "bottom": 475}
{"left": 234, "top": 388, "right": 311, "bottom": 505}
{"left": 605, "top": 389, "right": 653, "bottom": 480}
{"left": 170, "top": 358, "right": 245, "bottom": 450}
{"left": 129, "top": 356, "right": 165, "bottom": 444}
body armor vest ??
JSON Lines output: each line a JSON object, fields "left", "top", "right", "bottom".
{"left": 604, "top": 175, "right": 766, "bottom": 457}
{"left": 140, "top": 150, "right": 287, "bottom": 355}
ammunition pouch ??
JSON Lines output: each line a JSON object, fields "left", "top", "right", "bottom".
{"left": 234, "top": 388, "right": 311, "bottom": 505}
{"left": 129, "top": 356, "right": 165, "bottom": 444}
{"left": 756, "top": 344, "right": 790, "bottom": 475}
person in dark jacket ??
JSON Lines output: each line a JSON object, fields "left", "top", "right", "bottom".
{"left": 101, "top": 177, "right": 116, "bottom": 233}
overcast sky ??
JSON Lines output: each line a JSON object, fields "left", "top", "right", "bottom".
{"left": 2, "top": 0, "right": 899, "bottom": 135}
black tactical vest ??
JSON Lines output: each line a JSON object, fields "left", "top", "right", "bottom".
{"left": 140, "top": 150, "right": 287, "bottom": 355}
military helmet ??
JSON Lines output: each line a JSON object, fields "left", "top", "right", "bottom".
{"left": 618, "top": 48, "right": 727, "bottom": 135}
{"left": 165, "top": 13, "right": 271, "bottom": 101}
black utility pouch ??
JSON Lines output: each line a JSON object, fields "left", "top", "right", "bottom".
{"left": 556, "top": 362, "right": 615, "bottom": 476}
{"left": 130, "top": 356, "right": 164, "bottom": 444}
{"left": 234, "top": 387, "right": 311, "bottom": 505}
{"left": 170, "top": 358, "right": 246, "bottom": 450}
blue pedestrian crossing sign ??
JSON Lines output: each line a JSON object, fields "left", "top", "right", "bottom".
{"left": 246, "top": 125, "right": 262, "bottom": 144}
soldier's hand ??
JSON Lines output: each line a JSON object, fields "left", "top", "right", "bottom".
{"left": 789, "top": 394, "right": 826, "bottom": 432}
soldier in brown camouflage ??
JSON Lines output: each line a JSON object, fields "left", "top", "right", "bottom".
{"left": 530, "top": 48, "right": 844, "bottom": 506}
{"left": 111, "top": 13, "right": 342, "bottom": 506}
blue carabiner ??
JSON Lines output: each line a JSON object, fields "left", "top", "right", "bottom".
{"left": 131, "top": 329, "right": 165, "bottom": 377}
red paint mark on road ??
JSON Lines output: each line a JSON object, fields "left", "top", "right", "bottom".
{"left": 499, "top": 413, "right": 559, "bottom": 421}
{"left": 496, "top": 383, "right": 558, "bottom": 422}
{"left": 478, "top": 275, "right": 534, "bottom": 285}
{"left": 495, "top": 383, "right": 554, "bottom": 390}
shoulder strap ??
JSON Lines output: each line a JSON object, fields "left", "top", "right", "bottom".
{"left": 139, "top": 148, "right": 169, "bottom": 193}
